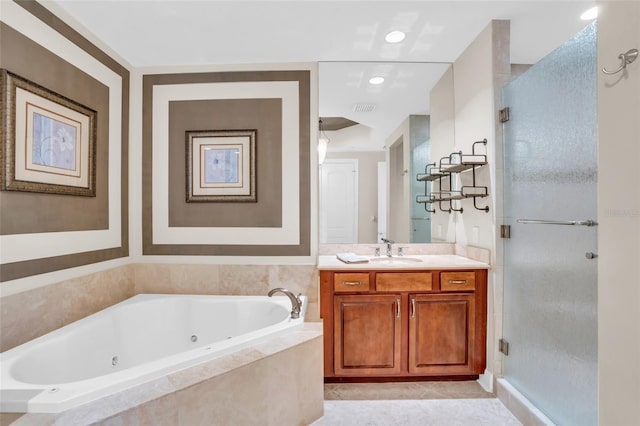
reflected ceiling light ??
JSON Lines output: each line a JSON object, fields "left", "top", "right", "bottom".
{"left": 318, "top": 119, "right": 330, "bottom": 165}
{"left": 580, "top": 7, "right": 598, "bottom": 20}
{"left": 369, "top": 76, "right": 385, "bottom": 85}
{"left": 385, "top": 30, "right": 406, "bottom": 43}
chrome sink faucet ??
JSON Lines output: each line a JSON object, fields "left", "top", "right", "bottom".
{"left": 268, "top": 288, "right": 302, "bottom": 319}
{"left": 381, "top": 238, "right": 395, "bottom": 257}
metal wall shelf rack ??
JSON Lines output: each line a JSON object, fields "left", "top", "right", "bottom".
{"left": 416, "top": 138, "right": 490, "bottom": 213}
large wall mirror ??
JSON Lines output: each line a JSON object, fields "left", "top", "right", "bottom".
{"left": 319, "top": 61, "right": 455, "bottom": 245}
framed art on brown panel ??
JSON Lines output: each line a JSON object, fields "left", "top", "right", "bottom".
{"left": 186, "top": 129, "right": 257, "bottom": 202}
{"left": 0, "top": 69, "right": 97, "bottom": 197}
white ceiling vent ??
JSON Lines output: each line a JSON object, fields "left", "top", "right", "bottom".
{"left": 353, "top": 103, "right": 376, "bottom": 113}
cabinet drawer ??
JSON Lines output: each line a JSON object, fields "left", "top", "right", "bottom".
{"left": 334, "top": 273, "right": 370, "bottom": 292}
{"left": 376, "top": 273, "right": 433, "bottom": 292}
{"left": 440, "top": 272, "right": 476, "bottom": 291}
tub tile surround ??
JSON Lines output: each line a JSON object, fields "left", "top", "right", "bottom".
{"left": 0, "top": 413, "right": 52, "bottom": 426}
{"left": 132, "top": 263, "right": 317, "bottom": 300}
{"left": 2, "top": 323, "right": 323, "bottom": 426}
{"left": 0, "top": 265, "right": 324, "bottom": 424}
{"left": 0, "top": 263, "right": 320, "bottom": 352}
{"left": 133, "top": 263, "right": 320, "bottom": 321}
{"left": 0, "top": 266, "right": 135, "bottom": 352}
{"left": 52, "top": 377, "right": 177, "bottom": 426}
{"left": 98, "top": 392, "right": 178, "bottom": 426}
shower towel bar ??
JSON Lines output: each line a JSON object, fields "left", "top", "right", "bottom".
{"left": 517, "top": 219, "right": 597, "bottom": 227}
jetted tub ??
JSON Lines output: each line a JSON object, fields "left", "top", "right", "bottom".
{"left": 0, "top": 293, "right": 307, "bottom": 413}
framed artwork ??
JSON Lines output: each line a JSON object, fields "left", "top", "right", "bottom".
{"left": 186, "top": 129, "right": 256, "bottom": 202}
{"left": 0, "top": 69, "right": 97, "bottom": 196}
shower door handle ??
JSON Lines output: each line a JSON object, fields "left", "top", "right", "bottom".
{"left": 517, "top": 219, "right": 598, "bottom": 227}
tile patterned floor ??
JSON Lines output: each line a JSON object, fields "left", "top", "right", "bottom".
{"left": 312, "top": 381, "right": 522, "bottom": 426}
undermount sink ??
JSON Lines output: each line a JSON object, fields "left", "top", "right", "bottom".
{"left": 369, "top": 256, "right": 423, "bottom": 264}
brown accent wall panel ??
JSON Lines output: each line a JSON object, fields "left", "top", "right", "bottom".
{"left": 0, "top": 23, "right": 110, "bottom": 234}
{"left": 168, "top": 99, "right": 283, "bottom": 227}
{"left": 143, "top": 71, "right": 310, "bottom": 256}
{"left": 0, "top": 1, "right": 129, "bottom": 281}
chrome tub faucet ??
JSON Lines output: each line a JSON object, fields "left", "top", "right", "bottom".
{"left": 268, "top": 288, "right": 302, "bottom": 319}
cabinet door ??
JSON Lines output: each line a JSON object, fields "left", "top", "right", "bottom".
{"left": 409, "top": 294, "right": 476, "bottom": 375}
{"left": 334, "top": 294, "right": 402, "bottom": 376}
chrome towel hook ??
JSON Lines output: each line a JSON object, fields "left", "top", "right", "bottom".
{"left": 602, "top": 48, "right": 638, "bottom": 75}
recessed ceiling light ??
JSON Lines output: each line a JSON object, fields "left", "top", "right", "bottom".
{"left": 385, "top": 30, "right": 406, "bottom": 43}
{"left": 369, "top": 76, "right": 385, "bottom": 85}
{"left": 580, "top": 6, "right": 598, "bottom": 20}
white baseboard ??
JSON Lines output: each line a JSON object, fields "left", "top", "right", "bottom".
{"left": 477, "top": 369, "right": 494, "bottom": 392}
{"left": 496, "top": 378, "right": 555, "bottom": 425}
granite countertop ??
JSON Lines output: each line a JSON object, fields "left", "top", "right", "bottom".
{"left": 317, "top": 254, "right": 490, "bottom": 270}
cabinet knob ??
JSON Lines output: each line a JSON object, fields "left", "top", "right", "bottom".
{"left": 585, "top": 252, "right": 598, "bottom": 260}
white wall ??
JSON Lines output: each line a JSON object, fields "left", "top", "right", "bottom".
{"left": 596, "top": 1, "right": 640, "bottom": 423}
{"left": 453, "top": 20, "right": 510, "bottom": 253}
{"left": 447, "top": 20, "right": 511, "bottom": 385}
{"left": 429, "top": 66, "right": 457, "bottom": 242}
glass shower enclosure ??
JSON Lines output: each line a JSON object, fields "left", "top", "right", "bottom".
{"left": 502, "top": 22, "right": 598, "bottom": 425}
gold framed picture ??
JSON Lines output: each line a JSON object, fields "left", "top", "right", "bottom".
{"left": 186, "top": 129, "right": 256, "bottom": 202}
{"left": 1, "top": 69, "right": 97, "bottom": 196}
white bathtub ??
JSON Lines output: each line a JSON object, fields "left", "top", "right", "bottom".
{"left": 0, "top": 293, "right": 307, "bottom": 414}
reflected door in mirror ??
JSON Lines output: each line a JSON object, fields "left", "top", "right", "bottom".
{"left": 320, "top": 159, "right": 358, "bottom": 243}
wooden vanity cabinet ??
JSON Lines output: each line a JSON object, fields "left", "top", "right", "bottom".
{"left": 333, "top": 294, "right": 402, "bottom": 375}
{"left": 320, "top": 268, "right": 487, "bottom": 381}
{"left": 409, "top": 293, "right": 476, "bottom": 375}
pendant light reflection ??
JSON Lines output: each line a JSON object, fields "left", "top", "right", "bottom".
{"left": 318, "top": 119, "right": 330, "bottom": 165}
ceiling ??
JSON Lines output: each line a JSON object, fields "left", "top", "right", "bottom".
{"left": 48, "top": 0, "right": 596, "bottom": 150}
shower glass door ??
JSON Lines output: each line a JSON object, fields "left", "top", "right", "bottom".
{"left": 411, "top": 138, "right": 431, "bottom": 243}
{"left": 502, "top": 22, "right": 597, "bottom": 426}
